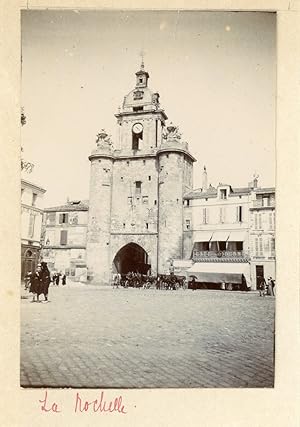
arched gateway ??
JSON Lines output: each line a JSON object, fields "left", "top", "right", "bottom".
{"left": 113, "top": 243, "right": 151, "bottom": 275}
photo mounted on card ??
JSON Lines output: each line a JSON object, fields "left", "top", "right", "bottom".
{"left": 20, "top": 10, "right": 276, "bottom": 389}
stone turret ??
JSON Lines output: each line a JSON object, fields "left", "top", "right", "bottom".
{"left": 86, "top": 130, "right": 114, "bottom": 284}
{"left": 157, "top": 123, "right": 196, "bottom": 274}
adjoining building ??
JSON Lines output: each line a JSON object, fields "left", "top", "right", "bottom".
{"left": 21, "top": 179, "right": 46, "bottom": 279}
{"left": 41, "top": 200, "right": 89, "bottom": 281}
{"left": 181, "top": 170, "right": 275, "bottom": 290}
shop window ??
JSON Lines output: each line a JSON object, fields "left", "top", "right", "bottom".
{"left": 218, "top": 241, "right": 226, "bottom": 251}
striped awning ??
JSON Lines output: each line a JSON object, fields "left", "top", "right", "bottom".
{"left": 193, "top": 231, "right": 213, "bottom": 242}
{"left": 210, "top": 231, "right": 230, "bottom": 241}
{"left": 227, "top": 230, "right": 247, "bottom": 242}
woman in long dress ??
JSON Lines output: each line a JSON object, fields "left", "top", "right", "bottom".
{"left": 29, "top": 265, "right": 43, "bottom": 302}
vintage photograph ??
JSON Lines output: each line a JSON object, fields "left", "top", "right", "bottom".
{"left": 20, "top": 10, "right": 276, "bottom": 388}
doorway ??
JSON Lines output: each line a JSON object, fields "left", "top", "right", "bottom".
{"left": 256, "top": 265, "right": 264, "bottom": 289}
{"left": 113, "top": 243, "right": 150, "bottom": 275}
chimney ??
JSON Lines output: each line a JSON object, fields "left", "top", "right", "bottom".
{"left": 253, "top": 173, "right": 259, "bottom": 189}
{"left": 202, "top": 166, "right": 208, "bottom": 191}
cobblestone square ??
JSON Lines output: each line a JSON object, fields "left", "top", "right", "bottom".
{"left": 20, "top": 284, "right": 275, "bottom": 388}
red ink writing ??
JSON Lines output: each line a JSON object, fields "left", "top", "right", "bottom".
{"left": 74, "top": 391, "right": 127, "bottom": 414}
{"left": 39, "top": 390, "right": 61, "bottom": 413}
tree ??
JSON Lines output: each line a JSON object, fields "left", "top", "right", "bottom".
{"left": 21, "top": 108, "right": 34, "bottom": 173}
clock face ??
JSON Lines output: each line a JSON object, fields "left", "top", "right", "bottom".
{"left": 132, "top": 123, "right": 143, "bottom": 134}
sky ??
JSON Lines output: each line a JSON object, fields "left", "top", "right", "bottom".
{"left": 21, "top": 11, "right": 276, "bottom": 207}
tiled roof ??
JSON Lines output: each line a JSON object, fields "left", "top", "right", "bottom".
{"left": 184, "top": 186, "right": 275, "bottom": 200}
{"left": 45, "top": 200, "right": 89, "bottom": 212}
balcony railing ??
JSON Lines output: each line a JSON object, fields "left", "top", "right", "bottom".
{"left": 192, "top": 250, "right": 250, "bottom": 262}
{"left": 251, "top": 200, "right": 275, "bottom": 208}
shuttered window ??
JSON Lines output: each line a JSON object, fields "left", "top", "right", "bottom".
{"left": 59, "top": 213, "right": 69, "bottom": 224}
{"left": 60, "top": 230, "right": 68, "bottom": 245}
{"left": 28, "top": 213, "right": 35, "bottom": 239}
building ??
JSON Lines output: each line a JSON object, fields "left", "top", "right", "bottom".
{"left": 181, "top": 170, "right": 275, "bottom": 289}
{"left": 249, "top": 187, "right": 276, "bottom": 288}
{"left": 21, "top": 179, "right": 46, "bottom": 279}
{"left": 41, "top": 200, "right": 88, "bottom": 280}
{"left": 86, "top": 62, "right": 196, "bottom": 284}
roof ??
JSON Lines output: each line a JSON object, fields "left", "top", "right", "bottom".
{"left": 45, "top": 200, "right": 89, "bottom": 212}
{"left": 21, "top": 179, "right": 46, "bottom": 194}
{"left": 184, "top": 185, "right": 275, "bottom": 200}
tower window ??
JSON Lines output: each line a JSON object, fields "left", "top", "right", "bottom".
{"left": 133, "top": 106, "right": 143, "bottom": 112}
{"left": 123, "top": 223, "right": 126, "bottom": 229}
{"left": 146, "top": 223, "right": 149, "bottom": 229}
{"left": 142, "top": 196, "right": 148, "bottom": 204}
{"left": 154, "top": 200, "right": 157, "bottom": 205}
{"left": 60, "top": 230, "right": 68, "bottom": 245}
{"left": 185, "top": 219, "right": 191, "bottom": 230}
{"left": 127, "top": 161, "right": 130, "bottom": 166}
{"left": 139, "top": 78, "right": 143, "bottom": 83}
{"left": 148, "top": 176, "right": 151, "bottom": 181}
{"left": 121, "top": 176, "right": 123, "bottom": 181}
{"left": 135, "top": 181, "right": 142, "bottom": 196}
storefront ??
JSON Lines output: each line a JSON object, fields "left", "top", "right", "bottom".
{"left": 187, "top": 262, "right": 251, "bottom": 291}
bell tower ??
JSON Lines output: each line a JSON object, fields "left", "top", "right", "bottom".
{"left": 114, "top": 62, "right": 167, "bottom": 153}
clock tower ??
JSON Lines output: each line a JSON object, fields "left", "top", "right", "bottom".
{"left": 86, "top": 63, "right": 196, "bottom": 284}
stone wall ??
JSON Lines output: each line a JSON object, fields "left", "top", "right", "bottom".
{"left": 86, "top": 157, "right": 113, "bottom": 284}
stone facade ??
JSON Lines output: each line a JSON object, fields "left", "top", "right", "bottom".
{"left": 41, "top": 200, "right": 88, "bottom": 281}
{"left": 182, "top": 173, "right": 275, "bottom": 289}
{"left": 86, "top": 64, "right": 196, "bottom": 284}
{"left": 21, "top": 179, "right": 46, "bottom": 279}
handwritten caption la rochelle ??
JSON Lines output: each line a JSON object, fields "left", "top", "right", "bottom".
{"left": 39, "top": 390, "right": 127, "bottom": 414}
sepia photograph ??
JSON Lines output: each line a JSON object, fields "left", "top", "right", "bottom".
{"left": 20, "top": 10, "right": 276, "bottom": 389}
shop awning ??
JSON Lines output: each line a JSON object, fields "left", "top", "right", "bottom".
{"left": 192, "top": 231, "right": 213, "bottom": 242}
{"left": 227, "top": 230, "right": 246, "bottom": 242}
{"left": 187, "top": 262, "right": 250, "bottom": 284}
{"left": 210, "top": 231, "right": 230, "bottom": 241}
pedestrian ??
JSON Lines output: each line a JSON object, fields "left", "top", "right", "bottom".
{"left": 191, "top": 277, "right": 196, "bottom": 291}
{"left": 55, "top": 273, "right": 60, "bottom": 286}
{"left": 29, "top": 264, "right": 43, "bottom": 302}
{"left": 62, "top": 273, "right": 66, "bottom": 286}
{"left": 40, "top": 261, "right": 51, "bottom": 302}
{"left": 258, "top": 278, "right": 266, "bottom": 297}
{"left": 52, "top": 273, "right": 56, "bottom": 285}
{"left": 267, "top": 277, "right": 275, "bottom": 296}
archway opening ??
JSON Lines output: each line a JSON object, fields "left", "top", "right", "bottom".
{"left": 113, "top": 243, "right": 150, "bottom": 275}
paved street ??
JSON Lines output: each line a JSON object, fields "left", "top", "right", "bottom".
{"left": 20, "top": 283, "right": 275, "bottom": 388}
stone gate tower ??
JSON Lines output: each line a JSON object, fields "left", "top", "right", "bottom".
{"left": 86, "top": 63, "right": 196, "bottom": 284}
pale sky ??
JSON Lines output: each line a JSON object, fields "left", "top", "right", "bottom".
{"left": 21, "top": 11, "right": 276, "bottom": 207}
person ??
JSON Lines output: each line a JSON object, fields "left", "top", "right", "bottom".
{"left": 40, "top": 261, "right": 51, "bottom": 302}
{"left": 191, "top": 277, "right": 196, "bottom": 291}
{"left": 55, "top": 273, "right": 60, "bottom": 286}
{"left": 62, "top": 274, "right": 66, "bottom": 286}
{"left": 267, "top": 277, "right": 275, "bottom": 296}
{"left": 52, "top": 273, "right": 57, "bottom": 285}
{"left": 29, "top": 265, "right": 43, "bottom": 302}
{"left": 258, "top": 277, "right": 266, "bottom": 297}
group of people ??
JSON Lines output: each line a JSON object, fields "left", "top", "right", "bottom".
{"left": 112, "top": 271, "right": 187, "bottom": 290}
{"left": 258, "top": 276, "right": 276, "bottom": 297}
{"left": 24, "top": 264, "right": 67, "bottom": 303}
